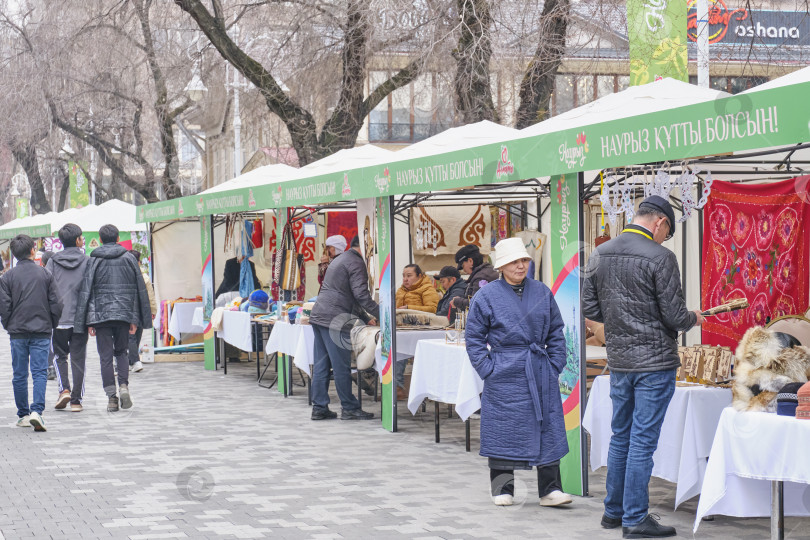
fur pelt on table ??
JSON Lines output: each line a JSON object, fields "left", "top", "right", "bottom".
{"left": 395, "top": 308, "right": 449, "bottom": 328}
{"left": 732, "top": 326, "right": 810, "bottom": 412}
{"left": 351, "top": 325, "right": 380, "bottom": 371}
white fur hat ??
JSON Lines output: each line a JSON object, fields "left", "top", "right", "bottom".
{"left": 493, "top": 237, "right": 531, "bottom": 270}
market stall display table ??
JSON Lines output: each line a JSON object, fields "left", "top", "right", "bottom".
{"left": 374, "top": 328, "right": 447, "bottom": 372}
{"left": 583, "top": 375, "right": 731, "bottom": 509}
{"left": 219, "top": 310, "right": 254, "bottom": 352}
{"left": 694, "top": 408, "right": 810, "bottom": 539}
{"left": 191, "top": 306, "right": 204, "bottom": 329}
{"left": 167, "top": 302, "right": 204, "bottom": 340}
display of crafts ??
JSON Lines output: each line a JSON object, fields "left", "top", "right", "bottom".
{"left": 445, "top": 309, "right": 468, "bottom": 345}
{"left": 676, "top": 345, "right": 733, "bottom": 387}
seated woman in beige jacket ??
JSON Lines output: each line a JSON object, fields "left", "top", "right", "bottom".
{"left": 395, "top": 264, "right": 439, "bottom": 313}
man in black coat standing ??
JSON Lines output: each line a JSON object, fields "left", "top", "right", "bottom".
{"left": 74, "top": 224, "right": 152, "bottom": 413}
{"left": 309, "top": 235, "right": 379, "bottom": 420}
{"left": 583, "top": 196, "right": 704, "bottom": 538}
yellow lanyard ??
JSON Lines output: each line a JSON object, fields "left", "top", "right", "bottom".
{"left": 622, "top": 228, "right": 653, "bottom": 241}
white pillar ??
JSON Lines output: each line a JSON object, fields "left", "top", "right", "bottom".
{"left": 697, "top": 0, "right": 709, "bottom": 88}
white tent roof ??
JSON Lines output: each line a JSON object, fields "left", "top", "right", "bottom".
{"left": 0, "top": 200, "right": 146, "bottom": 237}
{"left": 295, "top": 144, "right": 393, "bottom": 178}
{"left": 741, "top": 66, "right": 810, "bottom": 93}
{"left": 391, "top": 121, "right": 519, "bottom": 160}
{"left": 517, "top": 78, "right": 731, "bottom": 137}
{"left": 200, "top": 163, "right": 298, "bottom": 194}
{"left": 0, "top": 211, "right": 59, "bottom": 232}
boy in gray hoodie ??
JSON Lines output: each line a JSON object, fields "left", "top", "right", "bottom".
{"left": 46, "top": 224, "right": 89, "bottom": 412}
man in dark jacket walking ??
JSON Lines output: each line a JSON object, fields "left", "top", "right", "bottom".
{"left": 309, "top": 235, "right": 379, "bottom": 420}
{"left": 47, "top": 224, "right": 90, "bottom": 412}
{"left": 451, "top": 244, "right": 499, "bottom": 311}
{"left": 583, "top": 196, "right": 704, "bottom": 539}
{"left": 0, "top": 234, "right": 62, "bottom": 431}
{"left": 74, "top": 224, "right": 152, "bottom": 412}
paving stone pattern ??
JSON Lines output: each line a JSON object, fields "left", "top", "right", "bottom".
{"left": 0, "top": 330, "right": 808, "bottom": 539}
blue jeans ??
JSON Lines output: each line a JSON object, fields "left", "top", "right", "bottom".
{"left": 311, "top": 323, "right": 360, "bottom": 412}
{"left": 10, "top": 337, "right": 51, "bottom": 417}
{"left": 604, "top": 369, "right": 676, "bottom": 527}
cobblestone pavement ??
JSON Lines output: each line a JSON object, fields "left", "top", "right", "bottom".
{"left": 1, "top": 330, "right": 808, "bottom": 539}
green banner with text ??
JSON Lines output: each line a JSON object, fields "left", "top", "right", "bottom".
{"left": 200, "top": 215, "right": 216, "bottom": 370}
{"left": 627, "top": 0, "right": 688, "bottom": 85}
{"left": 68, "top": 161, "right": 90, "bottom": 209}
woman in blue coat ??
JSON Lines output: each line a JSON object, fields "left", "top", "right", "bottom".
{"left": 466, "top": 237, "right": 571, "bottom": 507}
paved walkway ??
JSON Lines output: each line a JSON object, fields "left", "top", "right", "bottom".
{"left": 0, "top": 330, "right": 808, "bottom": 539}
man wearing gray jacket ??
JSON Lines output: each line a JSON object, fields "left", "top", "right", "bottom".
{"left": 583, "top": 196, "right": 704, "bottom": 539}
{"left": 309, "top": 235, "right": 379, "bottom": 420}
{"left": 46, "top": 224, "right": 89, "bottom": 412}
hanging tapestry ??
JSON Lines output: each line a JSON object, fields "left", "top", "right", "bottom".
{"left": 410, "top": 205, "right": 492, "bottom": 256}
{"left": 326, "top": 212, "right": 358, "bottom": 245}
{"left": 266, "top": 214, "right": 316, "bottom": 263}
{"left": 701, "top": 177, "right": 810, "bottom": 349}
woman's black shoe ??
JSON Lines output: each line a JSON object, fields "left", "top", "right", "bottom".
{"left": 622, "top": 514, "right": 676, "bottom": 539}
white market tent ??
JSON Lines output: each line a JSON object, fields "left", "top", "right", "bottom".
{"left": 199, "top": 163, "right": 299, "bottom": 194}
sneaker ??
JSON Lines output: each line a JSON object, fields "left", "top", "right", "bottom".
{"left": 492, "top": 494, "right": 514, "bottom": 506}
{"left": 119, "top": 385, "right": 133, "bottom": 409}
{"left": 601, "top": 514, "right": 622, "bottom": 529}
{"left": 340, "top": 408, "right": 374, "bottom": 420}
{"left": 311, "top": 407, "right": 338, "bottom": 420}
{"left": 70, "top": 403, "right": 83, "bottom": 413}
{"left": 132, "top": 361, "right": 144, "bottom": 373}
{"left": 55, "top": 390, "right": 71, "bottom": 410}
{"left": 107, "top": 396, "right": 119, "bottom": 412}
{"left": 539, "top": 490, "right": 572, "bottom": 507}
{"left": 29, "top": 412, "right": 46, "bottom": 432}
{"left": 622, "top": 514, "right": 676, "bottom": 539}
{"left": 15, "top": 415, "right": 31, "bottom": 427}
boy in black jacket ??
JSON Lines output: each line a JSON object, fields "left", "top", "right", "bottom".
{"left": 0, "top": 235, "right": 62, "bottom": 431}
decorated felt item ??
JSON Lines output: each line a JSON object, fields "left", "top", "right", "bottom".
{"left": 410, "top": 205, "right": 492, "bottom": 256}
{"left": 326, "top": 211, "right": 358, "bottom": 246}
{"left": 731, "top": 326, "right": 810, "bottom": 412}
{"left": 251, "top": 219, "right": 263, "bottom": 249}
{"left": 777, "top": 382, "right": 803, "bottom": 416}
{"left": 702, "top": 177, "right": 810, "bottom": 348}
{"left": 248, "top": 289, "right": 270, "bottom": 310}
{"left": 275, "top": 220, "right": 303, "bottom": 292}
{"left": 269, "top": 251, "right": 306, "bottom": 302}
{"left": 395, "top": 309, "right": 449, "bottom": 328}
{"left": 797, "top": 382, "right": 810, "bottom": 419}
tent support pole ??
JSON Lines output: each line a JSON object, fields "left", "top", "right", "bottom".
{"left": 578, "top": 171, "right": 589, "bottom": 497}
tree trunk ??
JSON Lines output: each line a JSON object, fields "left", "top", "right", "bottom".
{"left": 514, "top": 0, "right": 570, "bottom": 129}
{"left": 453, "top": 0, "right": 499, "bottom": 124}
{"left": 11, "top": 143, "right": 51, "bottom": 214}
{"left": 58, "top": 166, "right": 70, "bottom": 211}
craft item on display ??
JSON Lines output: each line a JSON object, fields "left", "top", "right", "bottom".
{"left": 325, "top": 211, "right": 358, "bottom": 244}
{"left": 274, "top": 221, "right": 303, "bottom": 292}
{"left": 776, "top": 382, "right": 804, "bottom": 417}
{"left": 497, "top": 208, "right": 508, "bottom": 240}
{"left": 798, "top": 382, "right": 810, "bottom": 419}
{"left": 410, "top": 205, "right": 491, "bottom": 256}
{"left": 251, "top": 219, "right": 263, "bottom": 249}
{"left": 594, "top": 223, "right": 611, "bottom": 247}
{"left": 446, "top": 309, "right": 469, "bottom": 345}
{"left": 241, "top": 220, "right": 254, "bottom": 258}
{"left": 731, "top": 326, "right": 810, "bottom": 412}
{"left": 266, "top": 214, "right": 316, "bottom": 263}
{"left": 702, "top": 177, "right": 810, "bottom": 348}
{"left": 677, "top": 345, "right": 733, "bottom": 385}
{"left": 395, "top": 308, "right": 449, "bottom": 328}
{"left": 302, "top": 215, "right": 317, "bottom": 238}
{"left": 702, "top": 298, "right": 750, "bottom": 317}
{"left": 515, "top": 230, "right": 546, "bottom": 280}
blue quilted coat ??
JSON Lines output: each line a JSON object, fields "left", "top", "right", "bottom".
{"left": 466, "top": 278, "right": 569, "bottom": 465}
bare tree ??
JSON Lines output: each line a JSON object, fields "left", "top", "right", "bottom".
{"left": 453, "top": 0, "right": 498, "bottom": 123}
{"left": 174, "top": 0, "right": 449, "bottom": 165}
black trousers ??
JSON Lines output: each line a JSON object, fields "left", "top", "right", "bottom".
{"left": 52, "top": 328, "right": 88, "bottom": 405}
{"left": 96, "top": 323, "right": 130, "bottom": 396}
{"left": 490, "top": 461, "right": 563, "bottom": 498}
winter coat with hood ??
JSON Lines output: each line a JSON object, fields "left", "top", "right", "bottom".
{"left": 73, "top": 243, "right": 152, "bottom": 333}
{"left": 46, "top": 247, "right": 89, "bottom": 328}
{"left": 395, "top": 274, "right": 440, "bottom": 313}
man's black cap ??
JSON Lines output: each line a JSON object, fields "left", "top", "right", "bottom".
{"left": 437, "top": 266, "right": 461, "bottom": 280}
{"left": 455, "top": 244, "right": 480, "bottom": 269}
{"left": 639, "top": 195, "right": 676, "bottom": 240}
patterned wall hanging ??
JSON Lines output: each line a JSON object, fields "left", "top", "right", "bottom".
{"left": 410, "top": 205, "right": 492, "bottom": 256}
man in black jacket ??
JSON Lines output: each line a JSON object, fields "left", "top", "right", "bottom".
{"left": 74, "top": 224, "right": 152, "bottom": 412}
{"left": 0, "top": 234, "right": 62, "bottom": 431}
{"left": 435, "top": 266, "right": 467, "bottom": 324}
{"left": 47, "top": 224, "right": 90, "bottom": 412}
{"left": 451, "top": 244, "right": 499, "bottom": 312}
{"left": 583, "top": 196, "right": 704, "bottom": 539}
{"left": 309, "top": 235, "right": 379, "bottom": 420}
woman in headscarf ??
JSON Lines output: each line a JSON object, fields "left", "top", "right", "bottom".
{"left": 466, "top": 237, "right": 571, "bottom": 507}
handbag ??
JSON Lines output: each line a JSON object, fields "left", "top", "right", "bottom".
{"left": 274, "top": 220, "right": 303, "bottom": 291}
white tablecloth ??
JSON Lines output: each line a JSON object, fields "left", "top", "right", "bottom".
{"left": 191, "top": 307, "right": 204, "bottom": 329}
{"left": 219, "top": 310, "right": 253, "bottom": 352}
{"left": 407, "top": 339, "right": 484, "bottom": 421}
{"left": 374, "top": 329, "right": 448, "bottom": 372}
{"left": 694, "top": 408, "right": 810, "bottom": 532}
{"left": 265, "top": 321, "right": 315, "bottom": 375}
{"left": 167, "top": 302, "right": 204, "bottom": 339}
{"left": 583, "top": 376, "right": 732, "bottom": 509}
